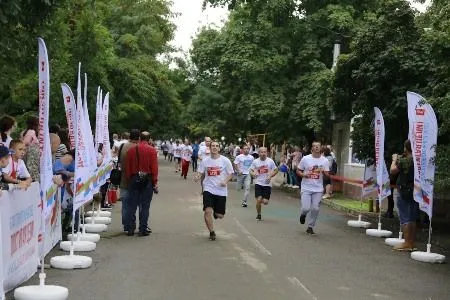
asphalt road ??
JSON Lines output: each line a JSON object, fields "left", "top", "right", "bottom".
{"left": 9, "top": 157, "right": 450, "bottom": 300}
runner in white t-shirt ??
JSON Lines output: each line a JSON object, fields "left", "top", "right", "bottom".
{"left": 249, "top": 147, "right": 278, "bottom": 221}
{"left": 233, "top": 145, "right": 254, "bottom": 207}
{"left": 198, "top": 136, "right": 211, "bottom": 163}
{"left": 173, "top": 140, "right": 182, "bottom": 172}
{"left": 181, "top": 139, "right": 193, "bottom": 180}
{"left": 196, "top": 141, "right": 233, "bottom": 241}
{"left": 168, "top": 141, "right": 174, "bottom": 162}
{"left": 297, "top": 141, "right": 330, "bottom": 234}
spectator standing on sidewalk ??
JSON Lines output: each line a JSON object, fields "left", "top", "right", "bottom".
{"left": 390, "top": 140, "right": 418, "bottom": 251}
{"left": 118, "top": 129, "right": 139, "bottom": 232}
{"left": 125, "top": 131, "right": 158, "bottom": 237}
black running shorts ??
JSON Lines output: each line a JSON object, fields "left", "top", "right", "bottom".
{"left": 203, "top": 191, "right": 226, "bottom": 215}
{"left": 255, "top": 184, "right": 271, "bottom": 200}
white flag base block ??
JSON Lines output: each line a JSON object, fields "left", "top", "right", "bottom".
{"left": 85, "top": 210, "right": 111, "bottom": 217}
{"left": 14, "top": 285, "right": 68, "bottom": 300}
{"left": 50, "top": 254, "right": 92, "bottom": 269}
{"left": 385, "top": 238, "right": 405, "bottom": 247}
{"left": 411, "top": 244, "right": 446, "bottom": 264}
{"left": 85, "top": 216, "right": 111, "bottom": 225}
{"left": 14, "top": 273, "right": 68, "bottom": 300}
{"left": 80, "top": 223, "right": 108, "bottom": 233}
{"left": 347, "top": 215, "right": 371, "bottom": 228}
{"left": 60, "top": 241, "right": 96, "bottom": 252}
{"left": 67, "top": 232, "right": 100, "bottom": 243}
{"left": 385, "top": 232, "right": 404, "bottom": 247}
{"left": 366, "top": 223, "right": 392, "bottom": 237}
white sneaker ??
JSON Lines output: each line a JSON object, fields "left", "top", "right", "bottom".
{"left": 293, "top": 185, "right": 299, "bottom": 189}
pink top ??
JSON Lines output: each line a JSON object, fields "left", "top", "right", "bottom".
{"left": 23, "top": 130, "right": 39, "bottom": 146}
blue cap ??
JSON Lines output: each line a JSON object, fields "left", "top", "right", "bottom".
{"left": 0, "top": 146, "right": 12, "bottom": 158}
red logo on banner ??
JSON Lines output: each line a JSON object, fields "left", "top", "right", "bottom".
{"left": 376, "top": 120, "right": 381, "bottom": 125}
{"left": 65, "top": 96, "right": 71, "bottom": 103}
{"left": 207, "top": 166, "right": 221, "bottom": 176}
{"left": 41, "top": 61, "right": 45, "bottom": 71}
{"left": 416, "top": 108, "right": 425, "bottom": 116}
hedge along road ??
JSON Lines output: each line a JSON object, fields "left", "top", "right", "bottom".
{"left": 8, "top": 157, "right": 450, "bottom": 300}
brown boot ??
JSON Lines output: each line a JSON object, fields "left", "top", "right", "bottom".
{"left": 394, "top": 223, "right": 413, "bottom": 251}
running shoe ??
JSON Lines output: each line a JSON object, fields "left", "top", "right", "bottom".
{"left": 241, "top": 202, "right": 248, "bottom": 208}
{"left": 256, "top": 214, "right": 261, "bottom": 221}
{"left": 209, "top": 231, "right": 216, "bottom": 241}
{"left": 306, "top": 227, "right": 315, "bottom": 235}
{"left": 299, "top": 214, "right": 306, "bottom": 224}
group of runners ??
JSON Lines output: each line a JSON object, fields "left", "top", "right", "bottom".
{"left": 175, "top": 137, "right": 331, "bottom": 241}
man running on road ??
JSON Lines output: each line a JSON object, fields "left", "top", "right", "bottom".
{"left": 196, "top": 140, "right": 233, "bottom": 241}
{"left": 173, "top": 139, "right": 182, "bottom": 172}
{"left": 297, "top": 141, "right": 330, "bottom": 234}
{"left": 249, "top": 147, "right": 278, "bottom": 220}
{"left": 234, "top": 145, "right": 254, "bottom": 207}
{"left": 198, "top": 136, "right": 212, "bottom": 163}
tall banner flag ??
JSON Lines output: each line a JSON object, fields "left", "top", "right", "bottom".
{"left": 95, "top": 87, "right": 103, "bottom": 151}
{"left": 61, "top": 83, "right": 76, "bottom": 149}
{"left": 73, "top": 64, "right": 90, "bottom": 214}
{"left": 374, "top": 107, "right": 391, "bottom": 201}
{"left": 362, "top": 160, "right": 377, "bottom": 197}
{"left": 407, "top": 92, "right": 437, "bottom": 219}
{"left": 38, "top": 38, "right": 56, "bottom": 217}
{"left": 102, "top": 92, "right": 112, "bottom": 163}
{"left": 83, "top": 74, "right": 97, "bottom": 174}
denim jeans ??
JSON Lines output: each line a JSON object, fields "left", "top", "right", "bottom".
{"left": 236, "top": 174, "right": 251, "bottom": 203}
{"left": 127, "top": 176, "right": 153, "bottom": 233}
{"left": 121, "top": 188, "right": 132, "bottom": 230}
{"left": 397, "top": 192, "right": 419, "bottom": 225}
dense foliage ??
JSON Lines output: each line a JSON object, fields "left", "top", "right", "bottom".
{"left": 0, "top": 0, "right": 182, "bottom": 137}
{"left": 186, "top": 0, "right": 449, "bottom": 191}
{"left": 1, "top": 0, "right": 448, "bottom": 190}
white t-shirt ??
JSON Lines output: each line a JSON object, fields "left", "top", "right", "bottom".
{"left": 168, "top": 143, "right": 173, "bottom": 154}
{"left": 234, "top": 154, "right": 254, "bottom": 175}
{"left": 0, "top": 135, "right": 12, "bottom": 148}
{"left": 173, "top": 144, "right": 182, "bottom": 158}
{"left": 250, "top": 158, "right": 277, "bottom": 187}
{"left": 198, "top": 145, "right": 210, "bottom": 160}
{"left": 181, "top": 144, "right": 193, "bottom": 161}
{"left": 298, "top": 154, "right": 330, "bottom": 193}
{"left": 3, "top": 157, "right": 30, "bottom": 179}
{"left": 198, "top": 155, "right": 233, "bottom": 197}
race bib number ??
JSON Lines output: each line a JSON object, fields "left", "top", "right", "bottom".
{"left": 243, "top": 160, "right": 252, "bottom": 167}
{"left": 310, "top": 173, "right": 320, "bottom": 180}
{"left": 207, "top": 167, "right": 221, "bottom": 176}
{"left": 258, "top": 166, "right": 269, "bottom": 174}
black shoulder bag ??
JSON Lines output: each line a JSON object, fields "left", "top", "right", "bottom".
{"left": 135, "top": 145, "right": 150, "bottom": 188}
{"left": 110, "top": 143, "right": 125, "bottom": 186}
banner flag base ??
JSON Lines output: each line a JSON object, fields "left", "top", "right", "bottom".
{"left": 60, "top": 241, "right": 96, "bottom": 252}
{"left": 50, "top": 254, "right": 92, "bottom": 270}
{"left": 85, "top": 216, "right": 111, "bottom": 225}
{"left": 80, "top": 223, "right": 108, "bottom": 233}
{"left": 366, "top": 223, "right": 392, "bottom": 237}
{"left": 385, "top": 231, "right": 404, "bottom": 247}
{"left": 67, "top": 232, "right": 100, "bottom": 243}
{"left": 347, "top": 215, "right": 371, "bottom": 228}
{"left": 411, "top": 243, "right": 445, "bottom": 264}
{"left": 85, "top": 210, "right": 111, "bottom": 217}
{"left": 14, "top": 273, "right": 68, "bottom": 300}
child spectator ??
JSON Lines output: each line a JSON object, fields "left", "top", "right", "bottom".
{"left": 2, "top": 140, "right": 32, "bottom": 187}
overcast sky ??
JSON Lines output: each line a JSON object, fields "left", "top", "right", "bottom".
{"left": 169, "top": 0, "right": 431, "bottom": 54}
